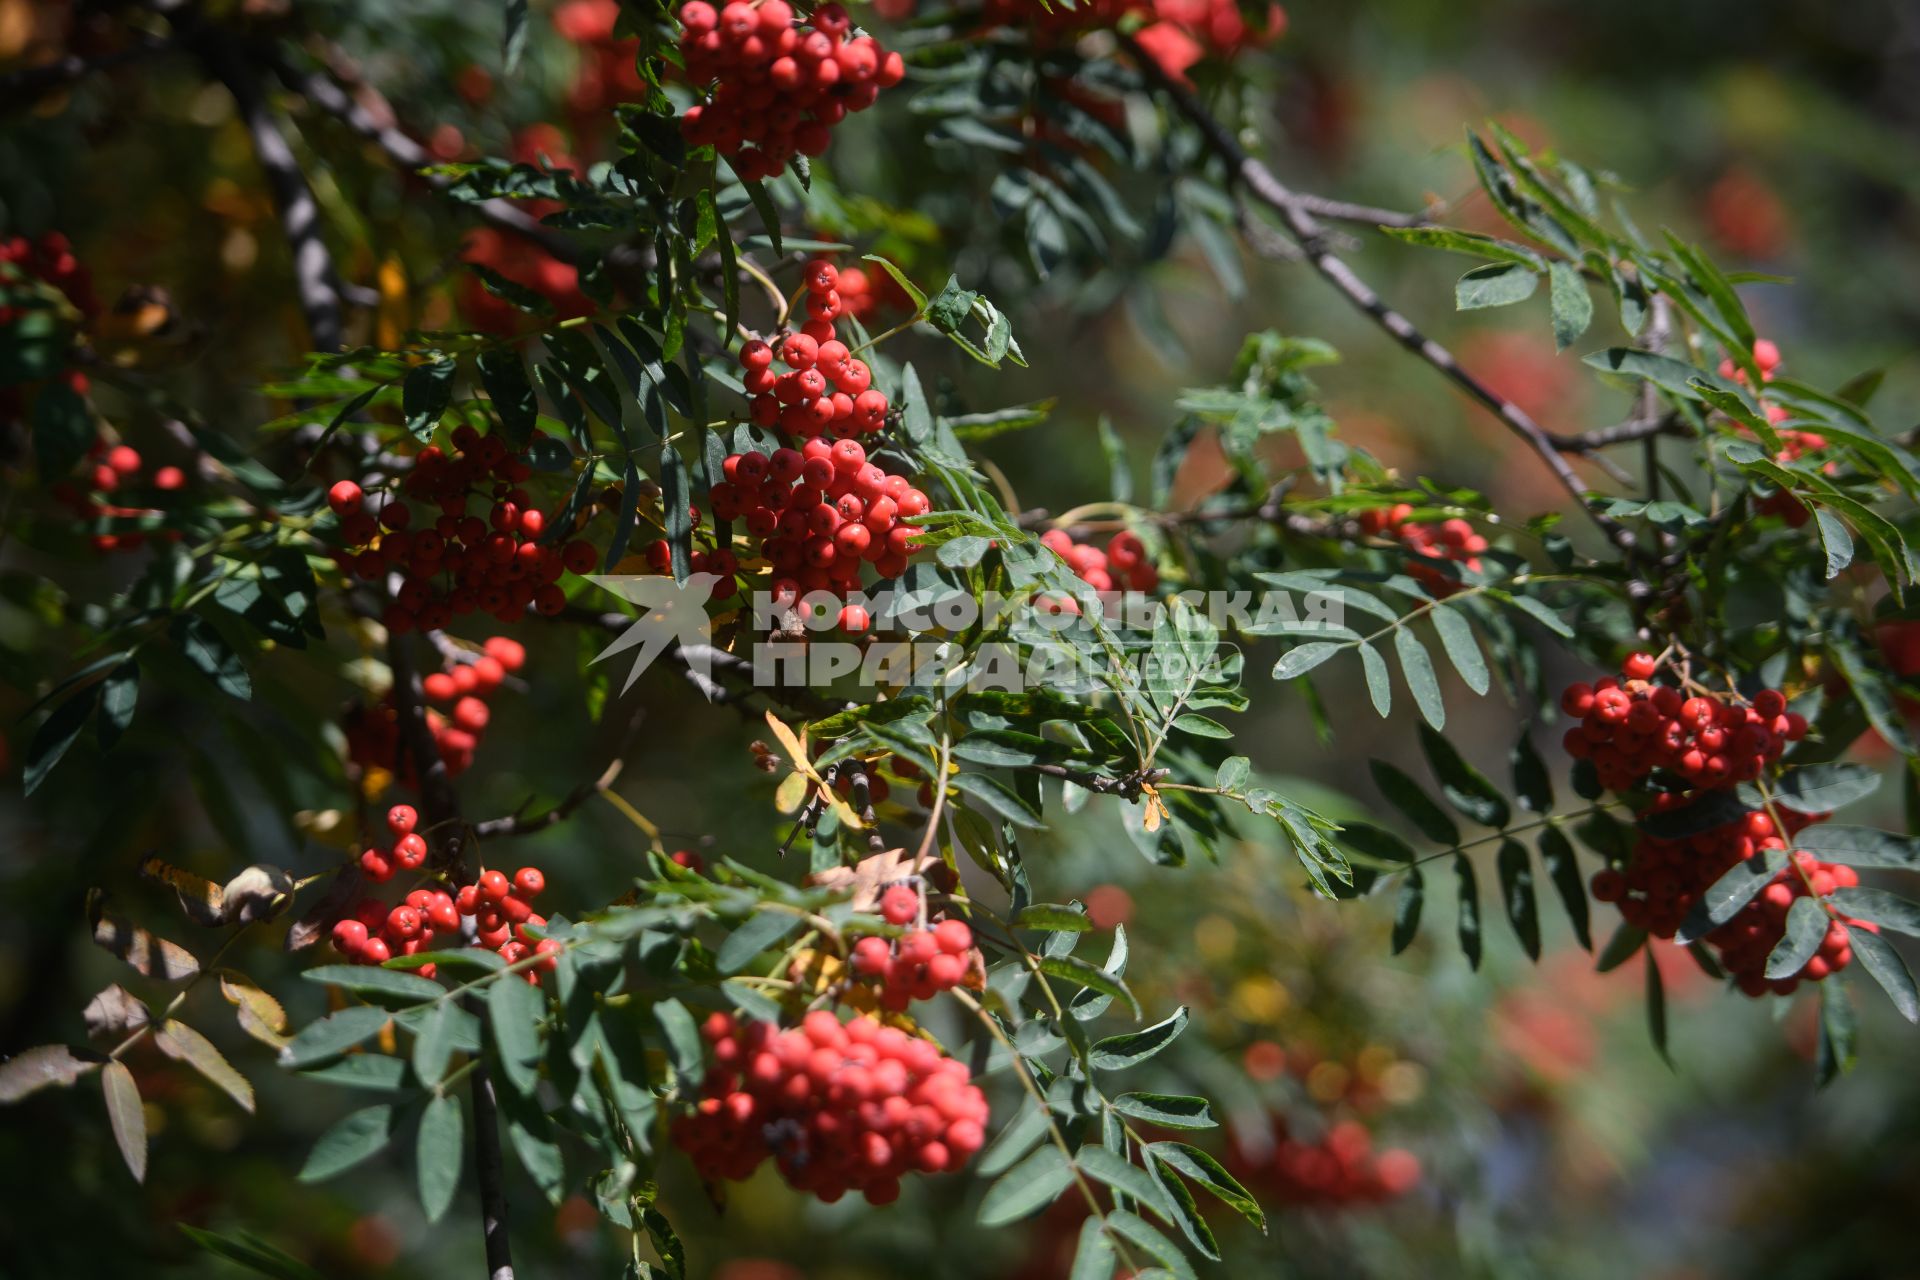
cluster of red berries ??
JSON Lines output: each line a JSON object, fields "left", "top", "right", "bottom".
{"left": 1358, "top": 505, "right": 1487, "bottom": 598}
{"left": 459, "top": 127, "right": 593, "bottom": 335}
{"left": 818, "top": 260, "right": 908, "bottom": 323}
{"left": 1039, "top": 528, "right": 1159, "bottom": 595}
{"left": 344, "top": 636, "right": 525, "bottom": 781}
{"left": 677, "top": 2, "right": 905, "bottom": 182}
{"left": 1, "top": 231, "right": 96, "bottom": 326}
{"left": 328, "top": 425, "right": 602, "bottom": 633}
{"left": 742, "top": 263, "right": 892, "bottom": 438}
{"left": 844, "top": 885, "right": 975, "bottom": 1011}
{"left": 1231, "top": 1118, "right": 1420, "bottom": 1209}
{"left": 50, "top": 439, "right": 189, "bottom": 553}
{"left": 1590, "top": 799, "right": 1868, "bottom": 996}
{"left": 331, "top": 805, "right": 560, "bottom": 980}
{"left": 671, "top": 1010, "right": 988, "bottom": 1205}
{"left": 690, "top": 437, "right": 926, "bottom": 626}
{"left": 1559, "top": 653, "right": 1807, "bottom": 791}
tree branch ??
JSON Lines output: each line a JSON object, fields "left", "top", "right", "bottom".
{"left": 1124, "top": 35, "right": 1634, "bottom": 554}
{"left": 193, "top": 30, "right": 346, "bottom": 352}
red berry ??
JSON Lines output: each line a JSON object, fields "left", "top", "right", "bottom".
{"left": 479, "top": 869, "right": 511, "bottom": 901}
{"left": 386, "top": 804, "right": 418, "bottom": 836}
{"left": 880, "top": 884, "right": 918, "bottom": 926}
{"left": 513, "top": 867, "right": 545, "bottom": 898}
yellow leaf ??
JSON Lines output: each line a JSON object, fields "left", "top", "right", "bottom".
{"left": 774, "top": 770, "right": 811, "bottom": 814}
{"left": 762, "top": 710, "right": 815, "bottom": 779}
{"left": 137, "top": 854, "right": 226, "bottom": 927}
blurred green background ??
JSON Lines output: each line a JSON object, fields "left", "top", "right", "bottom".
{"left": 3, "top": 0, "right": 1919, "bottom": 1276}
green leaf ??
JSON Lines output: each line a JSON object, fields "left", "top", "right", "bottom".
{"left": 102, "top": 1060, "right": 147, "bottom": 1183}
{"left": 280, "top": 1006, "right": 392, "bottom": 1067}
{"left": 1076, "top": 1145, "right": 1172, "bottom": 1222}
{"left": 1418, "top": 723, "right": 1510, "bottom": 828}
{"left": 411, "top": 1000, "right": 457, "bottom": 1089}
{"left": 1068, "top": 1218, "right": 1116, "bottom": 1280}
{"left": 1037, "top": 954, "right": 1140, "bottom": 1018}
{"left": 651, "top": 996, "right": 703, "bottom": 1082}
{"left": 1828, "top": 887, "right": 1920, "bottom": 936}
{"left": 1765, "top": 896, "right": 1827, "bottom": 978}
{"left": 1391, "top": 869, "right": 1424, "bottom": 954}
{"left": 1646, "top": 950, "right": 1671, "bottom": 1067}
{"left": 1547, "top": 260, "right": 1594, "bottom": 349}
{"left": 1016, "top": 904, "right": 1093, "bottom": 932}
{"left": 1816, "top": 979, "right": 1857, "bottom": 1087}
{"left": 303, "top": 966, "right": 445, "bottom": 1003}
{"left": 1272, "top": 641, "right": 1343, "bottom": 680}
{"left": 1381, "top": 225, "right": 1546, "bottom": 267}
{"left": 1510, "top": 732, "right": 1554, "bottom": 814}
{"left": 1430, "top": 604, "right": 1489, "bottom": 695}
{"left": 1105, "top": 1209, "right": 1197, "bottom": 1280}
{"left": 1149, "top": 1141, "right": 1265, "bottom": 1231}
{"left": 861, "top": 254, "right": 927, "bottom": 310}
{"left": 1596, "top": 922, "right": 1647, "bottom": 971}
{"left": 1359, "top": 641, "right": 1392, "bottom": 716}
{"left": 1497, "top": 840, "right": 1541, "bottom": 960}
{"left": 488, "top": 974, "right": 544, "bottom": 1095}
{"left": 179, "top": 1226, "right": 326, "bottom": 1280}
{"left": 979, "top": 1104, "right": 1052, "bottom": 1177}
{"left": 1110, "top": 1093, "right": 1216, "bottom": 1130}
{"left": 1770, "top": 763, "right": 1880, "bottom": 814}
{"left": 1368, "top": 760, "right": 1459, "bottom": 844}
{"left": 1393, "top": 628, "right": 1445, "bottom": 730}
{"left": 1455, "top": 262, "right": 1539, "bottom": 310}
{"left": 977, "top": 1145, "right": 1075, "bottom": 1227}
{"left": 1677, "top": 847, "right": 1786, "bottom": 944}
{"left": 170, "top": 614, "right": 251, "bottom": 700}
{"left": 1849, "top": 928, "right": 1919, "bottom": 1022}
{"left": 1538, "top": 826, "right": 1591, "bottom": 951}
{"left": 476, "top": 350, "right": 538, "bottom": 448}
{"left": 953, "top": 772, "right": 1045, "bottom": 828}
{"left": 24, "top": 685, "right": 98, "bottom": 795}
{"left": 1455, "top": 855, "right": 1482, "bottom": 969}
{"left": 402, "top": 357, "right": 456, "bottom": 440}
{"left": 716, "top": 910, "right": 802, "bottom": 975}
{"left": 298, "top": 1105, "right": 396, "bottom": 1182}
{"left": 1089, "top": 1005, "right": 1188, "bottom": 1071}
{"left": 416, "top": 1092, "right": 463, "bottom": 1222}
{"left": 97, "top": 660, "right": 139, "bottom": 751}
{"left": 1794, "top": 825, "right": 1920, "bottom": 869}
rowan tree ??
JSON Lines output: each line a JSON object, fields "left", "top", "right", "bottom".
{"left": 4, "top": 1, "right": 1918, "bottom": 1277}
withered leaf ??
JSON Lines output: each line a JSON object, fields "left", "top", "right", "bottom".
{"left": 83, "top": 985, "right": 150, "bottom": 1042}
{"left": 88, "top": 889, "right": 199, "bottom": 981}
{"left": 138, "top": 853, "right": 226, "bottom": 926}
{"left": 0, "top": 1044, "right": 102, "bottom": 1103}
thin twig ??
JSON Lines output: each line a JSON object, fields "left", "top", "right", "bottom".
{"left": 1124, "top": 35, "right": 1634, "bottom": 554}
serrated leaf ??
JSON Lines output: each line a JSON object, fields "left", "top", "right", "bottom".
{"left": 1538, "top": 826, "right": 1591, "bottom": 951}
{"left": 1418, "top": 724, "right": 1510, "bottom": 828}
{"left": 1394, "top": 628, "right": 1446, "bottom": 730}
{"left": 170, "top": 614, "right": 251, "bottom": 699}
{"left": 1391, "top": 869, "right": 1424, "bottom": 954}
{"left": 1369, "top": 760, "right": 1459, "bottom": 844}
{"left": 411, "top": 1001, "right": 457, "bottom": 1089}
{"left": 1547, "top": 260, "right": 1593, "bottom": 349}
{"left": 0, "top": 1044, "right": 99, "bottom": 1103}
{"left": 977, "top": 1145, "right": 1074, "bottom": 1227}
{"left": 299, "top": 1104, "right": 396, "bottom": 1182}
{"left": 716, "top": 910, "right": 801, "bottom": 975}
{"left": 416, "top": 1092, "right": 464, "bottom": 1222}
{"left": 155, "top": 1020, "right": 253, "bottom": 1112}
{"left": 1497, "top": 840, "right": 1540, "bottom": 960}
{"left": 1456, "top": 262, "right": 1539, "bottom": 310}
{"left": 1110, "top": 1093, "right": 1216, "bottom": 1130}
{"left": 280, "top": 1006, "right": 392, "bottom": 1067}
{"left": 1455, "top": 855, "right": 1482, "bottom": 969}
{"left": 1850, "top": 928, "right": 1919, "bottom": 1022}
{"left": 102, "top": 1060, "right": 146, "bottom": 1182}
{"left": 1431, "top": 605, "right": 1489, "bottom": 695}
{"left": 1089, "top": 1005, "right": 1188, "bottom": 1071}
